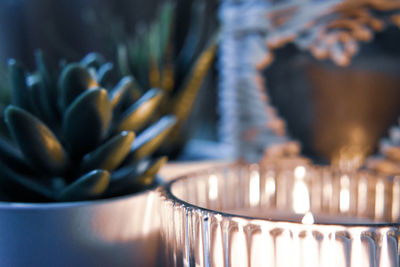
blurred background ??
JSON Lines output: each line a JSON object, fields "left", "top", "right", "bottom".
{"left": 0, "top": 0, "right": 214, "bottom": 63}
{"left": 0, "top": 0, "right": 221, "bottom": 159}
{"left": 1, "top": 0, "right": 400, "bottom": 165}
{"left": 265, "top": 26, "right": 400, "bottom": 164}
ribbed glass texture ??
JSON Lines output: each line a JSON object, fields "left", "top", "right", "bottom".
{"left": 159, "top": 161, "right": 400, "bottom": 267}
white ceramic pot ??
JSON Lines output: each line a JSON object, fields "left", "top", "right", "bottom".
{"left": 0, "top": 183, "right": 162, "bottom": 267}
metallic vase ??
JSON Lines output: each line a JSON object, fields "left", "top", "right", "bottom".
{"left": 0, "top": 184, "right": 162, "bottom": 267}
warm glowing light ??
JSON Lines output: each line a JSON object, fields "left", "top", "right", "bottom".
{"left": 303, "top": 230, "right": 318, "bottom": 267}
{"left": 258, "top": 225, "right": 274, "bottom": 266}
{"left": 249, "top": 170, "right": 260, "bottom": 207}
{"left": 392, "top": 177, "right": 400, "bottom": 221}
{"left": 265, "top": 175, "right": 276, "bottom": 196}
{"left": 340, "top": 175, "right": 350, "bottom": 213}
{"left": 294, "top": 166, "right": 306, "bottom": 179}
{"left": 375, "top": 180, "right": 385, "bottom": 219}
{"left": 351, "top": 231, "right": 362, "bottom": 267}
{"left": 231, "top": 221, "right": 248, "bottom": 267}
{"left": 323, "top": 182, "right": 333, "bottom": 210}
{"left": 208, "top": 175, "right": 218, "bottom": 201}
{"left": 88, "top": 79, "right": 99, "bottom": 89}
{"left": 276, "top": 230, "right": 292, "bottom": 267}
{"left": 293, "top": 166, "right": 310, "bottom": 214}
{"left": 302, "top": 211, "right": 314, "bottom": 225}
{"left": 142, "top": 192, "right": 155, "bottom": 235}
{"left": 358, "top": 176, "right": 368, "bottom": 214}
{"left": 211, "top": 224, "right": 224, "bottom": 266}
{"left": 321, "top": 230, "right": 336, "bottom": 267}
{"left": 379, "top": 229, "right": 392, "bottom": 267}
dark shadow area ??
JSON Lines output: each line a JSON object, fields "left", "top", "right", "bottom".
{"left": 264, "top": 26, "right": 400, "bottom": 163}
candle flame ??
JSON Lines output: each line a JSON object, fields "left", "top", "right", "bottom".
{"left": 340, "top": 175, "right": 350, "bottom": 213}
{"left": 375, "top": 179, "right": 385, "bottom": 219}
{"left": 293, "top": 166, "right": 310, "bottom": 214}
{"left": 208, "top": 174, "right": 218, "bottom": 201}
{"left": 294, "top": 166, "right": 306, "bottom": 179}
{"left": 302, "top": 211, "right": 315, "bottom": 225}
{"left": 249, "top": 170, "right": 260, "bottom": 206}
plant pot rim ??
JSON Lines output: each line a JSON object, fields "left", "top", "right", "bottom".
{"left": 0, "top": 176, "right": 163, "bottom": 210}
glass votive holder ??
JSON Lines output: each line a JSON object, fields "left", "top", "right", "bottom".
{"left": 158, "top": 160, "right": 400, "bottom": 267}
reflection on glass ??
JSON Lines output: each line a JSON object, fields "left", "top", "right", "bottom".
{"left": 159, "top": 161, "right": 400, "bottom": 266}
{"left": 293, "top": 165, "right": 310, "bottom": 214}
{"left": 339, "top": 174, "right": 350, "bottom": 213}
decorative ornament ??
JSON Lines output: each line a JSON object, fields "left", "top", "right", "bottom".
{"left": 219, "top": 0, "right": 400, "bottom": 163}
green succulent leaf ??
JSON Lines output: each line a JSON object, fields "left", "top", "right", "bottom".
{"left": 80, "top": 52, "right": 106, "bottom": 69}
{"left": 134, "top": 156, "right": 167, "bottom": 186}
{"left": 97, "top": 62, "right": 114, "bottom": 87}
{"left": 80, "top": 131, "right": 135, "bottom": 173}
{"left": 26, "top": 75, "right": 46, "bottom": 119}
{"left": 63, "top": 88, "right": 112, "bottom": 158}
{"left": 1, "top": 51, "right": 172, "bottom": 202}
{"left": 172, "top": 38, "right": 217, "bottom": 124}
{"left": 127, "top": 115, "right": 176, "bottom": 161}
{"left": 114, "top": 88, "right": 163, "bottom": 133}
{"left": 117, "top": 44, "right": 131, "bottom": 76}
{"left": 109, "top": 156, "right": 166, "bottom": 195}
{"left": 0, "top": 160, "right": 56, "bottom": 201}
{"left": 8, "top": 59, "right": 31, "bottom": 110}
{"left": 34, "top": 50, "right": 58, "bottom": 114}
{"left": 5, "top": 106, "right": 68, "bottom": 175}
{"left": 59, "top": 63, "right": 98, "bottom": 111}
{"left": 0, "top": 138, "right": 33, "bottom": 173}
{"left": 110, "top": 76, "right": 141, "bottom": 110}
{"left": 158, "top": 2, "right": 174, "bottom": 57}
{"left": 58, "top": 170, "right": 110, "bottom": 201}
{"left": 176, "top": 0, "right": 207, "bottom": 80}
{"left": 27, "top": 74, "right": 60, "bottom": 128}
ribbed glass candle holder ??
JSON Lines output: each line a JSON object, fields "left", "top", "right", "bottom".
{"left": 159, "top": 161, "right": 400, "bottom": 267}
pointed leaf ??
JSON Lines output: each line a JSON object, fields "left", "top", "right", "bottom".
{"left": 58, "top": 170, "right": 110, "bottom": 201}
{"left": 26, "top": 75, "right": 46, "bottom": 119}
{"left": 112, "top": 156, "right": 167, "bottom": 183}
{"left": 114, "top": 88, "right": 163, "bottom": 132}
{"left": 80, "top": 52, "right": 106, "bottom": 69}
{"left": 133, "top": 156, "right": 167, "bottom": 186}
{"left": 97, "top": 62, "right": 114, "bottom": 87}
{"left": 0, "top": 160, "right": 56, "bottom": 201}
{"left": 158, "top": 3, "right": 174, "bottom": 57}
{"left": 59, "top": 64, "right": 98, "bottom": 111}
{"left": 27, "top": 74, "right": 59, "bottom": 128}
{"left": 81, "top": 131, "right": 135, "bottom": 173}
{"left": 34, "top": 51, "right": 57, "bottom": 103}
{"left": 63, "top": 88, "right": 112, "bottom": 158}
{"left": 34, "top": 51, "right": 59, "bottom": 124}
{"left": 5, "top": 106, "right": 68, "bottom": 175}
{"left": 109, "top": 156, "right": 167, "bottom": 195}
{"left": 126, "top": 115, "right": 176, "bottom": 161}
{"left": 176, "top": 0, "right": 208, "bottom": 84}
{"left": 117, "top": 44, "right": 131, "bottom": 76}
{"left": 173, "top": 40, "right": 217, "bottom": 124}
{"left": 8, "top": 59, "right": 30, "bottom": 110}
{"left": 0, "top": 138, "right": 33, "bottom": 173}
{"left": 110, "top": 76, "right": 141, "bottom": 111}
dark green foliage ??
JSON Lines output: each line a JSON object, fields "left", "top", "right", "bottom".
{"left": 86, "top": 1, "right": 218, "bottom": 156}
{"left": 0, "top": 54, "right": 176, "bottom": 202}
{"left": 116, "top": 1, "right": 218, "bottom": 155}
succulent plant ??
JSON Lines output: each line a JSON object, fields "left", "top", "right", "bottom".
{"left": 116, "top": 1, "right": 217, "bottom": 156}
{"left": 0, "top": 52, "right": 176, "bottom": 202}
